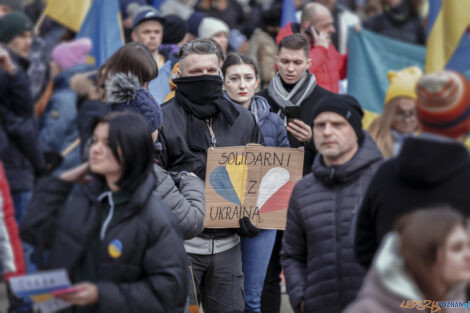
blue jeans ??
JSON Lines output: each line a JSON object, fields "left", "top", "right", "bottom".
{"left": 241, "top": 230, "right": 277, "bottom": 313}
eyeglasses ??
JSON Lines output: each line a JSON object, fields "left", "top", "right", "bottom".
{"left": 396, "top": 111, "right": 417, "bottom": 121}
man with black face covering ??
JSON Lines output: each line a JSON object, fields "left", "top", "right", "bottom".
{"left": 158, "top": 39, "right": 264, "bottom": 313}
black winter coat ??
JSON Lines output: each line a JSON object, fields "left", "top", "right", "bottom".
{"left": 158, "top": 97, "right": 264, "bottom": 239}
{"left": 258, "top": 85, "right": 335, "bottom": 175}
{"left": 20, "top": 172, "right": 188, "bottom": 313}
{"left": 355, "top": 136, "right": 470, "bottom": 269}
{"left": 281, "top": 133, "right": 382, "bottom": 313}
{"left": 363, "top": 7, "right": 425, "bottom": 45}
{"left": 158, "top": 97, "right": 264, "bottom": 180}
{"left": 0, "top": 52, "right": 45, "bottom": 191}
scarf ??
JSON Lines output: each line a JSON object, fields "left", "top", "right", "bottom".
{"left": 174, "top": 75, "right": 240, "bottom": 150}
{"left": 267, "top": 71, "right": 317, "bottom": 118}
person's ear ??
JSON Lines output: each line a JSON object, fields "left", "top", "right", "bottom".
{"left": 255, "top": 77, "right": 260, "bottom": 89}
{"left": 131, "top": 31, "right": 138, "bottom": 42}
{"left": 306, "top": 57, "right": 312, "bottom": 67}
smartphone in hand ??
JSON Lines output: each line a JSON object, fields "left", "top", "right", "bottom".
{"left": 286, "top": 106, "right": 301, "bottom": 124}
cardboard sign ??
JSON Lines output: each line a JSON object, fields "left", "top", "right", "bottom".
{"left": 204, "top": 145, "right": 304, "bottom": 230}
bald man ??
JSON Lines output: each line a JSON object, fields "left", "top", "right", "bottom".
{"left": 276, "top": 2, "right": 348, "bottom": 93}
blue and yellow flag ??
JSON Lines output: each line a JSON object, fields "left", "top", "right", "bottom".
{"left": 77, "top": 0, "right": 124, "bottom": 68}
{"left": 44, "top": 0, "right": 91, "bottom": 32}
{"left": 281, "top": 0, "right": 297, "bottom": 27}
{"left": 347, "top": 29, "right": 425, "bottom": 128}
{"left": 425, "top": 0, "right": 470, "bottom": 74}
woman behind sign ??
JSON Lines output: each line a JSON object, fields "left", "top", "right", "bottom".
{"left": 345, "top": 207, "right": 470, "bottom": 313}
{"left": 221, "top": 54, "right": 289, "bottom": 313}
{"left": 20, "top": 112, "right": 188, "bottom": 313}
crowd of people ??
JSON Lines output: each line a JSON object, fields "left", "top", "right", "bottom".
{"left": 1, "top": 0, "right": 470, "bottom": 313}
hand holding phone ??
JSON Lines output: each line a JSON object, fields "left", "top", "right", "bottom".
{"left": 285, "top": 106, "right": 301, "bottom": 124}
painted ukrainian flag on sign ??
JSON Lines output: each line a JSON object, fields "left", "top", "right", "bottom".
{"left": 77, "top": 0, "right": 124, "bottom": 68}
{"left": 347, "top": 29, "right": 425, "bottom": 128}
{"left": 425, "top": 0, "right": 470, "bottom": 74}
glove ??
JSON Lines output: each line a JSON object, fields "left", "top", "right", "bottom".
{"left": 44, "top": 151, "right": 63, "bottom": 174}
{"left": 238, "top": 217, "right": 261, "bottom": 238}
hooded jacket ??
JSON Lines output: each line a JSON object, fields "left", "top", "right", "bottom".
{"left": 281, "top": 132, "right": 383, "bottom": 313}
{"left": 20, "top": 171, "right": 188, "bottom": 313}
{"left": 345, "top": 233, "right": 466, "bottom": 313}
{"left": 355, "top": 135, "right": 470, "bottom": 269}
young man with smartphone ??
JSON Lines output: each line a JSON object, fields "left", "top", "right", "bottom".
{"left": 275, "top": 2, "right": 349, "bottom": 93}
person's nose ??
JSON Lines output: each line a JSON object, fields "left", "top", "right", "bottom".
{"left": 287, "top": 62, "right": 294, "bottom": 72}
{"left": 240, "top": 78, "right": 247, "bottom": 89}
{"left": 323, "top": 123, "right": 333, "bottom": 136}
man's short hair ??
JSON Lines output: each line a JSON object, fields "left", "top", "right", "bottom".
{"left": 179, "top": 39, "right": 219, "bottom": 70}
{"left": 301, "top": 2, "right": 327, "bottom": 25}
{"left": 278, "top": 34, "right": 310, "bottom": 58}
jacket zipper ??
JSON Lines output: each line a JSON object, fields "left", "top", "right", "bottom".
{"left": 332, "top": 168, "right": 345, "bottom": 309}
{"left": 206, "top": 118, "right": 216, "bottom": 147}
{"left": 98, "top": 191, "right": 115, "bottom": 240}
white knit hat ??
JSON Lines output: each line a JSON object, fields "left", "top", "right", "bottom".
{"left": 198, "top": 17, "right": 229, "bottom": 39}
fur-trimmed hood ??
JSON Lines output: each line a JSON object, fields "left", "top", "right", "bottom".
{"left": 70, "top": 71, "right": 101, "bottom": 100}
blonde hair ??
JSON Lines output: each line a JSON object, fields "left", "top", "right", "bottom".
{"left": 368, "top": 97, "right": 415, "bottom": 158}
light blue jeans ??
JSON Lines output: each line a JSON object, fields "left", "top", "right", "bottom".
{"left": 241, "top": 229, "right": 277, "bottom": 313}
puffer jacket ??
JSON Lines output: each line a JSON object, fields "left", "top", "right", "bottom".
{"left": 20, "top": 171, "right": 188, "bottom": 313}
{"left": 0, "top": 162, "right": 25, "bottom": 280}
{"left": 275, "top": 23, "right": 347, "bottom": 93}
{"left": 345, "top": 233, "right": 466, "bottom": 313}
{"left": 153, "top": 164, "right": 205, "bottom": 240}
{"left": 281, "top": 132, "right": 383, "bottom": 313}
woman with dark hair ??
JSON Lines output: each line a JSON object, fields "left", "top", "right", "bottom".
{"left": 221, "top": 53, "right": 289, "bottom": 313}
{"left": 20, "top": 112, "right": 188, "bottom": 313}
{"left": 76, "top": 42, "right": 158, "bottom": 153}
{"left": 345, "top": 207, "right": 470, "bottom": 313}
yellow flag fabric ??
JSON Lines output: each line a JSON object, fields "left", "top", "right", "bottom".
{"left": 44, "top": 0, "right": 91, "bottom": 32}
{"left": 425, "top": 0, "right": 470, "bottom": 73}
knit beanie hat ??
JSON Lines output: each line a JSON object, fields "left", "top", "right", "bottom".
{"left": 105, "top": 72, "right": 163, "bottom": 132}
{"left": 416, "top": 70, "right": 470, "bottom": 138}
{"left": 0, "top": 0, "right": 23, "bottom": 10}
{"left": 385, "top": 66, "right": 423, "bottom": 104}
{"left": 51, "top": 38, "right": 92, "bottom": 71}
{"left": 198, "top": 17, "right": 229, "bottom": 39}
{"left": 312, "top": 94, "right": 365, "bottom": 143}
{"left": 162, "top": 15, "right": 188, "bottom": 44}
{"left": 186, "top": 12, "right": 205, "bottom": 37}
{"left": 0, "top": 11, "right": 33, "bottom": 43}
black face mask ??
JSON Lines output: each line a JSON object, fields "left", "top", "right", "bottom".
{"left": 174, "top": 74, "right": 223, "bottom": 104}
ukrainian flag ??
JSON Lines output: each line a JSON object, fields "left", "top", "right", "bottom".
{"left": 281, "top": 0, "right": 297, "bottom": 27}
{"left": 425, "top": 0, "right": 470, "bottom": 74}
{"left": 77, "top": 0, "right": 124, "bottom": 68}
{"left": 44, "top": 0, "right": 91, "bottom": 32}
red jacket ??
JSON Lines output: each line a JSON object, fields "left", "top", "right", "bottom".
{"left": 0, "top": 162, "right": 25, "bottom": 280}
{"left": 276, "top": 23, "right": 347, "bottom": 93}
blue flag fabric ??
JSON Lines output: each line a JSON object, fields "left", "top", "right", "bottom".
{"left": 281, "top": 0, "right": 296, "bottom": 27}
{"left": 77, "top": 0, "right": 124, "bottom": 68}
{"left": 347, "top": 28, "right": 425, "bottom": 125}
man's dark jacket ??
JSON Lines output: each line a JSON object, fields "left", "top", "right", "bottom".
{"left": 355, "top": 135, "right": 470, "bottom": 269}
{"left": 0, "top": 52, "right": 45, "bottom": 192}
{"left": 258, "top": 85, "right": 334, "bottom": 175}
{"left": 281, "top": 133, "right": 383, "bottom": 313}
{"left": 20, "top": 172, "right": 188, "bottom": 313}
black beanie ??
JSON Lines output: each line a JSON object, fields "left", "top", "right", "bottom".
{"left": 0, "top": 11, "right": 33, "bottom": 44}
{"left": 312, "top": 94, "right": 364, "bottom": 143}
{"left": 163, "top": 15, "right": 188, "bottom": 44}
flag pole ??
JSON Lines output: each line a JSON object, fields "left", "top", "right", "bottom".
{"left": 34, "top": 9, "right": 48, "bottom": 36}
